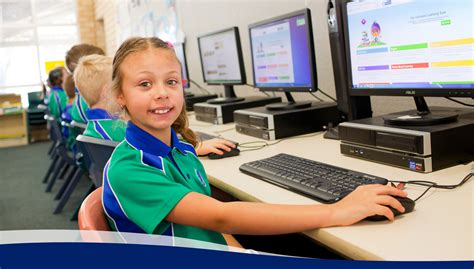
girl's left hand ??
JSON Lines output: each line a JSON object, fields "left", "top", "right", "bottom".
{"left": 197, "top": 138, "right": 236, "bottom": 156}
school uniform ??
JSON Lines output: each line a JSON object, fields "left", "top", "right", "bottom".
{"left": 102, "top": 121, "right": 227, "bottom": 245}
{"left": 60, "top": 104, "right": 75, "bottom": 150}
{"left": 83, "top": 108, "right": 126, "bottom": 141}
{"left": 71, "top": 89, "right": 89, "bottom": 124}
{"left": 47, "top": 86, "right": 67, "bottom": 120}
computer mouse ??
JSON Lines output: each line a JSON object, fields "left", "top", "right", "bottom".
{"left": 208, "top": 147, "right": 240, "bottom": 160}
{"left": 365, "top": 196, "right": 415, "bottom": 221}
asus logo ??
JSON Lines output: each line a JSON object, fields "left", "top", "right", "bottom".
{"left": 405, "top": 90, "right": 415, "bottom": 95}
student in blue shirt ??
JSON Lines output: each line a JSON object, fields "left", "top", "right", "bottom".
{"left": 74, "top": 54, "right": 126, "bottom": 141}
{"left": 103, "top": 37, "right": 408, "bottom": 247}
{"left": 47, "top": 67, "right": 67, "bottom": 121}
{"left": 65, "top": 44, "right": 106, "bottom": 124}
{"left": 74, "top": 54, "right": 236, "bottom": 156}
{"left": 60, "top": 74, "right": 76, "bottom": 150}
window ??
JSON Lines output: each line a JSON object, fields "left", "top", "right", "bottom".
{"left": 0, "top": 0, "right": 78, "bottom": 106}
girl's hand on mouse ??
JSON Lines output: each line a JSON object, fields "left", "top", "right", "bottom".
{"left": 328, "top": 184, "right": 407, "bottom": 226}
{"left": 196, "top": 138, "right": 236, "bottom": 156}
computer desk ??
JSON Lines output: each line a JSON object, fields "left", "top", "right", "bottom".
{"left": 188, "top": 114, "right": 473, "bottom": 261}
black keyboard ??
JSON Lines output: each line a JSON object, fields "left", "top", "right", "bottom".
{"left": 239, "top": 153, "right": 388, "bottom": 203}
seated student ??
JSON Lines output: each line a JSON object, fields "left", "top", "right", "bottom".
{"left": 61, "top": 74, "right": 77, "bottom": 150}
{"left": 73, "top": 55, "right": 125, "bottom": 141}
{"left": 103, "top": 37, "right": 407, "bottom": 247}
{"left": 47, "top": 67, "right": 67, "bottom": 121}
{"left": 65, "top": 44, "right": 106, "bottom": 124}
{"left": 74, "top": 54, "right": 236, "bottom": 156}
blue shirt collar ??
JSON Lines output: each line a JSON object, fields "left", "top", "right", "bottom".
{"left": 51, "top": 86, "right": 63, "bottom": 92}
{"left": 125, "top": 121, "right": 190, "bottom": 157}
{"left": 86, "top": 108, "right": 115, "bottom": 120}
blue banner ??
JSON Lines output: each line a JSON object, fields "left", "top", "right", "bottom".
{"left": 0, "top": 242, "right": 473, "bottom": 269}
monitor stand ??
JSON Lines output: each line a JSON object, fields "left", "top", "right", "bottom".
{"left": 383, "top": 97, "right": 458, "bottom": 126}
{"left": 266, "top": 92, "right": 312, "bottom": 111}
{"left": 207, "top": 85, "right": 244, "bottom": 104}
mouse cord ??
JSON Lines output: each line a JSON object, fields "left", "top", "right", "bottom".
{"left": 389, "top": 172, "right": 473, "bottom": 202}
{"left": 239, "top": 132, "right": 324, "bottom": 152}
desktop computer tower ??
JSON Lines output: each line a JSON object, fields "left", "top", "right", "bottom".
{"left": 194, "top": 96, "right": 281, "bottom": 124}
{"left": 327, "top": 0, "right": 372, "bottom": 122}
{"left": 234, "top": 102, "right": 339, "bottom": 140}
{"left": 185, "top": 94, "right": 218, "bottom": 111}
{"left": 339, "top": 108, "right": 474, "bottom": 173}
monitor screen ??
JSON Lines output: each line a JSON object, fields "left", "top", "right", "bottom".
{"left": 249, "top": 9, "right": 317, "bottom": 92}
{"left": 174, "top": 42, "right": 190, "bottom": 88}
{"left": 197, "top": 27, "right": 246, "bottom": 85}
{"left": 345, "top": 0, "right": 473, "bottom": 96}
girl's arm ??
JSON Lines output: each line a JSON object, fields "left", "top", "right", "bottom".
{"left": 166, "top": 184, "right": 407, "bottom": 235}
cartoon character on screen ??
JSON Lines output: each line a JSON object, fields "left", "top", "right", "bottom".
{"left": 371, "top": 21, "right": 381, "bottom": 45}
{"left": 360, "top": 31, "right": 370, "bottom": 46}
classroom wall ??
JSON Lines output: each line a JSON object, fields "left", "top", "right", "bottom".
{"left": 76, "top": 0, "right": 106, "bottom": 52}
{"left": 83, "top": 0, "right": 465, "bottom": 116}
{"left": 94, "top": 0, "right": 118, "bottom": 56}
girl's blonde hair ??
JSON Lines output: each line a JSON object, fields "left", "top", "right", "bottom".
{"left": 111, "top": 37, "right": 197, "bottom": 147}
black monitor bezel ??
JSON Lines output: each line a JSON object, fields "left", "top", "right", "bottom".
{"left": 174, "top": 42, "right": 190, "bottom": 89}
{"left": 248, "top": 8, "right": 318, "bottom": 93}
{"left": 197, "top": 26, "right": 246, "bottom": 86}
{"left": 342, "top": 0, "right": 473, "bottom": 98}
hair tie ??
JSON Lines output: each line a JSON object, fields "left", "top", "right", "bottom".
{"left": 165, "top": 41, "right": 174, "bottom": 48}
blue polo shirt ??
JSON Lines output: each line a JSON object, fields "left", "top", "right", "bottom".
{"left": 102, "top": 121, "right": 226, "bottom": 245}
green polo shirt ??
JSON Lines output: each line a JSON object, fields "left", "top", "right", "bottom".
{"left": 71, "top": 91, "right": 89, "bottom": 124}
{"left": 48, "top": 86, "right": 67, "bottom": 120}
{"left": 102, "top": 121, "right": 226, "bottom": 246}
{"left": 82, "top": 108, "right": 126, "bottom": 142}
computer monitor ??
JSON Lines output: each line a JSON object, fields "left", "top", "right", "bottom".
{"left": 174, "top": 42, "right": 190, "bottom": 89}
{"left": 343, "top": 0, "right": 473, "bottom": 126}
{"left": 197, "top": 27, "right": 246, "bottom": 104}
{"left": 249, "top": 8, "right": 317, "bottom": 110}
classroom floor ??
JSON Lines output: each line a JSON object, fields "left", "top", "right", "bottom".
{"left": 0, "top": 141, "right": 91, "bottom": 230}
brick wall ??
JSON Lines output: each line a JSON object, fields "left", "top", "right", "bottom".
{"left": 75, "top": 0, "right": 115, "bottom": 56}
{"left": 94, "top": 0, "right": 117, "bottom": 56}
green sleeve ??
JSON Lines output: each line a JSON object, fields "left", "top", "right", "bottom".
{"left": 108, "top": 156, "right": 192, "bottom": 234}
{"left": 71, "top": 95, "right": 89, "bottom": 123}
{"left": 48, "top": 92, "right": 60, "bottom": 119}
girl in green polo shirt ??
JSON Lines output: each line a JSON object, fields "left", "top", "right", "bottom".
{"left": 103, "top": 37, "right": 408, "bottom": 247}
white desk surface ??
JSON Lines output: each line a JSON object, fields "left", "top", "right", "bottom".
{"left": 188, "top": 113, "right": 473, "bottom": 261}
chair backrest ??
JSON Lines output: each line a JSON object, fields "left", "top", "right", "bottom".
{"left": 28, "top": 91, "right": 44, "bottom": 108}
{"left": 78, "top": 187, "right": 110, "bottom": 231}
{"left": 45, "top": 115, "right": 63, "bottom": 144}
{"left": 71, "top": 120, "right": 87, "bottom": 131}
{"left": 76, "top": 135, "right": 119, "bottom": 187}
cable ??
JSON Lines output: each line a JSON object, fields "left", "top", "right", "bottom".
{"left": 238, "top": 132, "right": 323, "bottom": 152}
{"left": 245, "top": 83, "right": 271, "bottom": 97}
{"left": 214, "top": 127, "right": 235, "bottom": 134}
{"left": 317, "top": 89, "right": 337, "bottom": 102}
{"left": 389, "top": 172, "right": 473, "bottom": 202}
{"left": 310, "top": 92, "right": 324, "bottom": 102}
{"left": 190, "top": 79, "right": 211, "bottom": 94}
{"left": 445, "top": 97, "right": 474, "bottom": 107}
